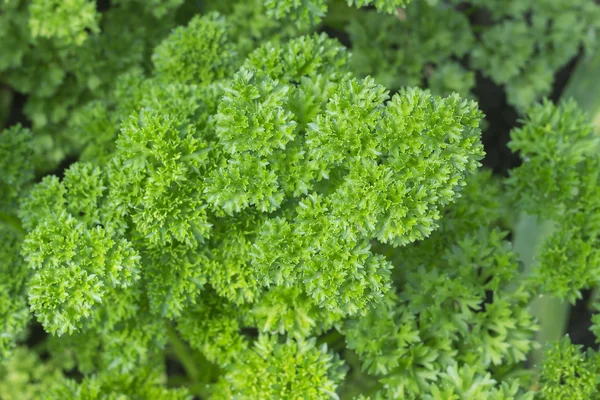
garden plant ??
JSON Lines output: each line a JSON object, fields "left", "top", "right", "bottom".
{"left": 2, "top": 0, "right": 600, "bottom": 399}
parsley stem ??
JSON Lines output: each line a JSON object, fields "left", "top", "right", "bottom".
{"left": 0, "top": 210, "right": 25, "bottom": 235}
{"left": 563, "top": 49, "right": 600, "bottom": 134}
{"left": 166, "top": 325, "right": 216, "bottom": 397}
{"left": 514, "top": 213, "right": 569, "bottom": 368}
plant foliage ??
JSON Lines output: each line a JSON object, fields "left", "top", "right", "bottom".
{"left": 2, "top": 1, "right": 600, "bottom": 399}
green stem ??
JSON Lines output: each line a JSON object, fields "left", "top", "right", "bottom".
{"left": 321, "top": 0, "right": 363, "bottom": 31}
{"left": 0, "top": 84, "right": 12, "bottom": 129}
{"left": 562, "top": 50, "right": 600, "bottom": 133}
{"left": 588, "top": 288, "right": 600, "bottom": 311}
{"left": 0, "top": 210, "right": 25, "bottom": 235}
{"left": 166, "top": 325, "right": 218, "bottom": 398}
{"left": 513, "top": 213, "right": 569, "bottom": 368}
{"left": 167, "top": 325, "right": 201, "bottom": 381}
{"left": 318, "top": 329, "right": 345, "bottom": 352}
{"left": 167, "top": 375, "right": 192, "bottom": 387}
